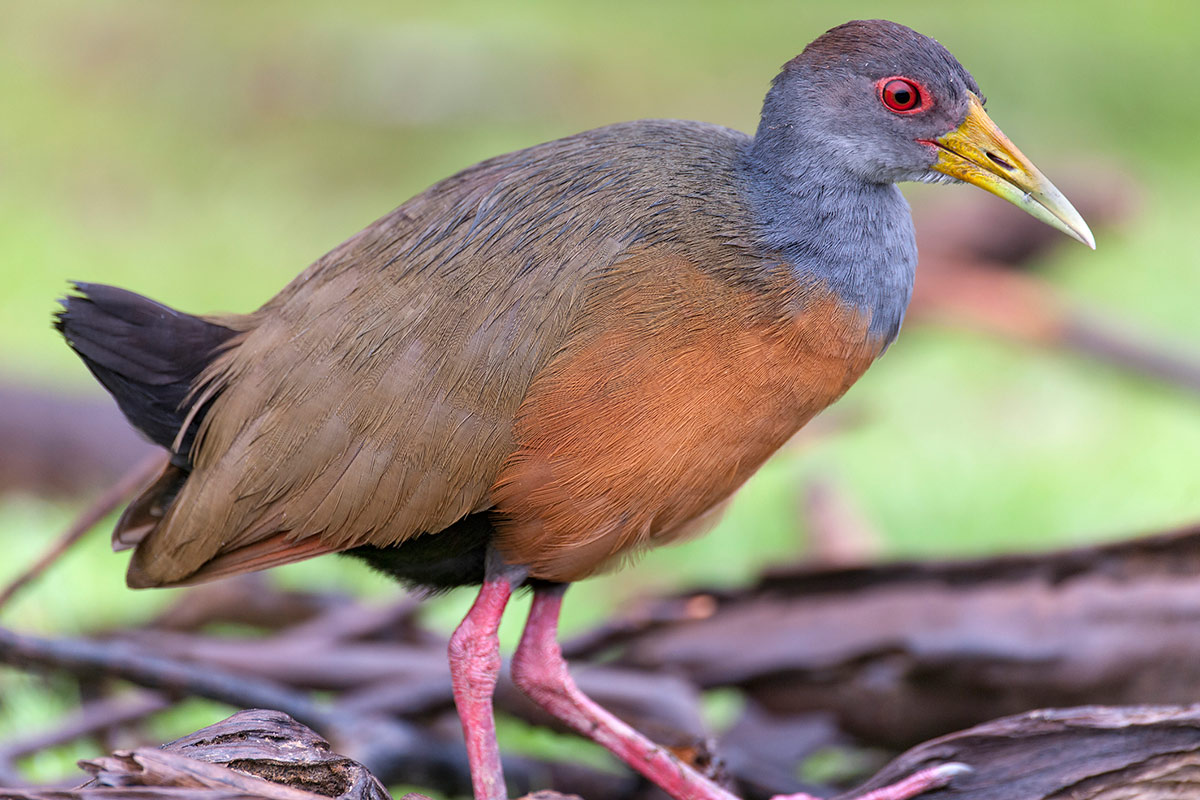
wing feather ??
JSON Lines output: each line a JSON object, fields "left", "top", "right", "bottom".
{"left": 124, "top": 120, "right": 760, "bottom": 587}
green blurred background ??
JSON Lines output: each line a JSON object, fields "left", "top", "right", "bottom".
{"left": 1, "top": 0, "right": 1198, "bottom": 779}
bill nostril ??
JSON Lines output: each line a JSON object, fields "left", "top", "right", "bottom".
{"left": 986, "top": 151, "right": 1014, "bottom": 171}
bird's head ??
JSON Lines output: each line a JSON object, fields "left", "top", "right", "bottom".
{"left": 762, "top": 19, "right": 1094, "bottom": 248}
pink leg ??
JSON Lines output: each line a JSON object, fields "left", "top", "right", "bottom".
{"left": 512, "top": 585, "right": 969, "bottom": 800}
{"left": 448, "top": 561, "right": 525, "bottom": 800}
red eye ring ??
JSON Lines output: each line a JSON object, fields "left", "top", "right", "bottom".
{"left": 877, "top": 76, "right": 927, "bottom": 114}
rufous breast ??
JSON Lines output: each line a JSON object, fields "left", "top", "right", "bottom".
{"left": 491, "top": 247, "right": 885, "bottom": 582}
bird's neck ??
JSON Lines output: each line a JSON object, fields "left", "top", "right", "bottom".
{"left": 741, "top": 108, "right": 917, "bottom": 346}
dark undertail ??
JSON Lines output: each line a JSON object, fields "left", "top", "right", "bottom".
{"left": 344, "top": 514, "right": 560, "bottom": 595}
{"left": 343, "top": 512, "right": 494, "bottom": 592}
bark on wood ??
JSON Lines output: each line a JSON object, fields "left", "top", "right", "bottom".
{"left": 12, "top": 524, "right": 1200, "bottom": 792}
{"left": 1, "top": 709, "right": 390, "bottom": 800}
{"left": 0, "top": 626, "right": 468, "bottom": 793}
{"left": 607, "top": 524, "right": 1200, "bottom": 749}
{"left": 842, "top": 704, "right": 1200, "bottom": 800}
{"left": 6, "top": 705, "right": 1200, "bottom": 800}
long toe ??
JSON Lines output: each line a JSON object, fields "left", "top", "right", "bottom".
{"left": 771, "top": 762, "right": 971, "bottom": 800}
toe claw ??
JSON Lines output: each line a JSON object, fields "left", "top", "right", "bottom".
{"left": 850, "top": 761, "right": 972, "bottom": 800}
{"left": 929, "top": 762, "right": 973, "bottom": 781}
{"left": 769, "top": 761, "right": 971, "bottom": 800}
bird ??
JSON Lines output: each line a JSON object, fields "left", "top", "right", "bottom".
{"left": 55, "top": 19, "right": 1092, "bottom": 800}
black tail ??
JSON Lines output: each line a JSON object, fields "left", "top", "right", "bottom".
{"left": 54, "top": 283, "right": 238, "bottom": 458}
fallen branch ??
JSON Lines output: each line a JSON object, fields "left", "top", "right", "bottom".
{"left": 9, "top": 518, "right": 1200, "bottom": 796}
{"left": 7, "top": 704, "right": 1200, "bottom": 800}
{"left": 842, "top": 704, "right": 1200, "bottom": 800}
{"left": 909, "top": 167, "right": 1200, "bottom": 396}
{"left": 3, "top": 709, "right": 391, "bottom": 800}
{"left": 0, "top": 626, "right": 467, "bottom": 792}
{"left": 608, "top": 524, "right": 1200, "bottom": 748}
{"left": 0, "top": 451, "right": 167, "bottom": 612}
{"left": 146, "top": 574, "right": 347, "bottom": 634}
{"left": 0, "top": 627, "right": 650, "bottom": 799}
{"left": 0, "top": 383, "right": 155, "bottom": 497}
{"left": 0, "top": 691, "right": 170, "bottom": 787}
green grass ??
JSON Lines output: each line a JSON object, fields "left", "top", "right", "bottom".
{"left": 1, "top": 0, "right": 1198, "bottom": 786}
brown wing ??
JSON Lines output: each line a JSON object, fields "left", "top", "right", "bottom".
{"left": 491, "top": 248, "right": 882, "bottom": 583}
{"left": 119, "top": 119, "right": 773, "bottom": 588}
{"left": 124, "top": 159, "right": 623, "bottom": 587}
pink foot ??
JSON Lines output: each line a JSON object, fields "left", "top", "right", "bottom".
{"left": 448, "top": 563, "right": 525, "bottom": 800}
{"left": 512, "top": 585, "right": 740, "bottom": 800}
{"left": 512, "top": 584, "right": 969, "bottom": 800}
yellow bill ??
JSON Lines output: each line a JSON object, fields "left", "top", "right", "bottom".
{"left": 928, "top": 93, "right": 1095, "bottom": 249}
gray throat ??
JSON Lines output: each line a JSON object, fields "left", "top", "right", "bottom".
{"left": 741, "top": 129, "right": 918, "bottom": 345}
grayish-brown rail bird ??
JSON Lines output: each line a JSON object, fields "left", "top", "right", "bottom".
{"left": 56, "top": 19, "right": 1092, "bottom": 800}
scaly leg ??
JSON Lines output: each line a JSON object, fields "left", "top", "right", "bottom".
{"left": 447, "top": 554, "right": 527, "bottom": 800}
{"left": 511, "top": 584, "right": 968, "bottom": 800}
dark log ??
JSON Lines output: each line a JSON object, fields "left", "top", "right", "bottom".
{"left": 841, "top": 704, "right": 1200, "bottom": 800}
{"left": 0, "top": 709, "right": 390, "bottom": 800}
{"left": 718, "top": 702, "right": 847, "bottom": 799}
{"left": 609, "top": 524, "right": 1200, "bottom": 748}
{"left": 0, "top": 384, "right": 154, "bottom": 498}
{"left": 0, "top": 626, "right": 469, "bottom": 794}
{"left": 7, "top": 704, "right": 1200, "bottom": 800}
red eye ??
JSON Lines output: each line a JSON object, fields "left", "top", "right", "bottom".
{"left": 879, "top": 77, "right": 923, "bottom": 113}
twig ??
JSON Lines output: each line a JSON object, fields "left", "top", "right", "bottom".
{"left": 0, "top": 452, "right": 168, "bottom": 612}
{"left": 148, "top": 574, "right": 344, "bottom": 634}
{"left": 267, "top": 598, "right": 422, "bottom": 648}
{"left": 0, "top": 624, "right": 461, "bottom": 788}
{"left": 0, "top": 626, "right": 604, "bottom": 795}
{"left": 0, "top": 691, "right": 170, "bottom": 782}
{"left": 1064, "top": 313, "right": 1200, "bottom": 394}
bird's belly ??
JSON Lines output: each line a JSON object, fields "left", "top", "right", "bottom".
{"left": 491, "top": 255, "right": 883, "bottom": 583}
